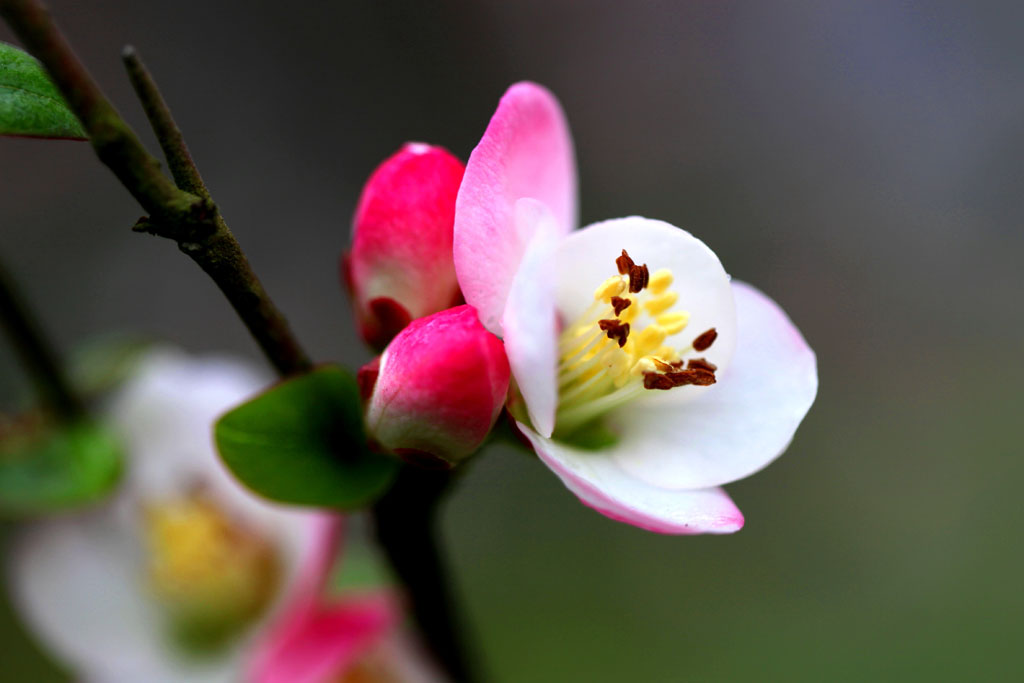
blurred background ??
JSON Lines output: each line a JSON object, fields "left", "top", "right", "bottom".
{"left": 2, "top": 0, "right": 1021, "bottom": 680}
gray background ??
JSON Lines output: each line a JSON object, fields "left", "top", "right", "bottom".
{"left": 2, "top": 1, "right": 1022, "bottom": 680}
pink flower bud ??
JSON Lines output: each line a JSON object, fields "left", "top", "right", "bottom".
{"left": 344, "top": 143, "right": 466, "bottom": 350}
{"left": 365, "top": 305, "right": 510, "bottom": 465}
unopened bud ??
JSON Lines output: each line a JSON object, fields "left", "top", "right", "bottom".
{"left": 343, "top": 143, "right": 466, "bottom": 350}
{"left": 365, "top": 305, "right": 510, "bottom": 465}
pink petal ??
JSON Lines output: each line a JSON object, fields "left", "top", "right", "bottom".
{"left": 248, "top": 592, "right": 400, "bottom": 683}
{"left": 519, "top": 423, "right": 744, "bottom": 535}
{"left": 454, "top": 82, "right": 577, "bottom": 334}
{"left": 501, "top": 199, "right": 560, "bottom": 437}
{"left": 280, "top": 515, "right": 344, "bottom": 618}
{"left": 366, "top": 305, "right": 511, "bottom": 463}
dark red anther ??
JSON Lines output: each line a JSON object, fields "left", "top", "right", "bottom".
{"left": 616, "top": 249, "right": 635, "bottom": 275}
{"left": 598, "top": 319, "right": 631, "bottom": 347}
{"left": 692, "top": 328, "right": 718, "bottom": 352}
{"left": 643, "top": 373, "right": 675, "bottom": 390}
{"left": 610, "top": 296, "right": 632, "bottom": 316}
{"left": 667, "top": 368, "right": 717, "bottom": 386}
{"left": 687, "top": 357, "right": 718, "bottom": 372}
{"left": 628, "top": 264, "right": 650, "bottom": 293}
{"left": 643, "top": 366, "right": 717, "bottom": 390}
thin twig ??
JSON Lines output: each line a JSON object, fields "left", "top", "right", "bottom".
{"left": 0, "top": 256, "right": 86, "bottom": 422}
{"left": 121, "top": 46, "right": 208, "bottom": 200}
{"left": 0, "top": 0, "right": 311, "bottom": 376}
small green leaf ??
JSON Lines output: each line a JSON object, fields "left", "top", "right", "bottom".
{"left": 0, "top": 41, "right": 86, "bottom": 140}
{"left": 0, "top": 420, "right": 123, "bottom": 516}
{"left": 215, "top": 365, "right": 398, "bottom": 509}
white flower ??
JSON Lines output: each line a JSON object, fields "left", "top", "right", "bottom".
{"left": 453, "top": 83, "right": 818, "bottom": 533}
{"left": 8, "top": 348, "right": 335, "bottom": 682}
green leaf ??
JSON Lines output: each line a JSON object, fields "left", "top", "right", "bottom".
{"left": 215, "top": 365, "right": 398, "bottom": 509}
{"left": 0, "top": 420, "right": 123, "bottom": 516}
{"left": 0, "top": 41, "right": 86, "bottom": 140}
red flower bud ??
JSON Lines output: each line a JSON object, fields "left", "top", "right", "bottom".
{"left": 344, "top": 143, "right": 466, "bottom": 350}
{"left": 365, "top": 305, "right": 510, "bottom": 465}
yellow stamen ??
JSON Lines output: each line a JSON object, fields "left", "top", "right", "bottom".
{"left": 643, "top": 291, "right": 678, "bottom": 315}
{"left": 143, "top": 492, "right": 280, "bottom": 651}
{"left": 632, "top": 325, "right": 667, "bottom": 356}
{"left": 655, "top": 345, "right": 681, "bottom": 363}
{"left": 619, "top": 298, "right": 640, "bottom": 323}
{"left": 594, "top": 276, "right": 626, "bottom": 301}
{"left": 656, "top": 311, "right": 690, "bottom": 335}
{"left": 649, "top": 356, "right": 676, "bottom": 372}
{"left": 648, "top": 268, "right": 673, "bottom": 294}
{"left": 553, "top": 252, "right": 719, "bottom": 437}
{"left": 631, "top": 356, "right": 659, "bottom": 376}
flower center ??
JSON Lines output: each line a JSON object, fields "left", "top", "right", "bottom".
{"left": 554, "top": 249, "right": 719, "bottom": 438}
{"left": 142, "top": 489, "right": 282, "bottom": 653}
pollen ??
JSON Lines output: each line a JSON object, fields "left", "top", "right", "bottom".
{"left": 553, "top": 249, "right": 719, "bottom": 437}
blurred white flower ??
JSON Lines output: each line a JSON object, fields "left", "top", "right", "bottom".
{"left": 8, "top": 348, "right": 335, "bottom": 683}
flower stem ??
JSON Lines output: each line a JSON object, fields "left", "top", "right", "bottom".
{"left": 373, "top": 465, "right": 481, "bottom": 682}
{"left": 0, "top": 0, "right": 311, "bottom": 377}
{"left": 0, "top": 256, "right": 85, "bottom": 422}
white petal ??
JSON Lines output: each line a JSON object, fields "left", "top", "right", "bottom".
{"left": 501, "top": 199, "right": 560, "bottom": 437}
{"left": 519, "top": 423, "right": 744, "bottom": 534}
{"left": 610, "top": 281, "right": 817, "bottom": 488}
{"left": 8, "top": 510, "right": 238, "bottom": 682}
{"left": 104, "top": 348, "right": 319, "bottom": 576}
{"left": 555, "top": 217, "right": 738, "bottom": 375}
{"left": 105, "top": 347, "right": 272, "bottom": 503}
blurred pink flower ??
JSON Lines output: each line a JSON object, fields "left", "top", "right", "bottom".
{"left": 8, "top": 349, "right": 336, "bottom": 682}
{"left": 343, "top": 143, "right": 466, "bottom": 350}
{"left": 363, "top": 304, "right": 510, "bottom": 466}
{"left": 453, "top": 83, "right": 818, "bottom": 534}
{"left": 248, "top": 551, "right": 444, "bottom": 683}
